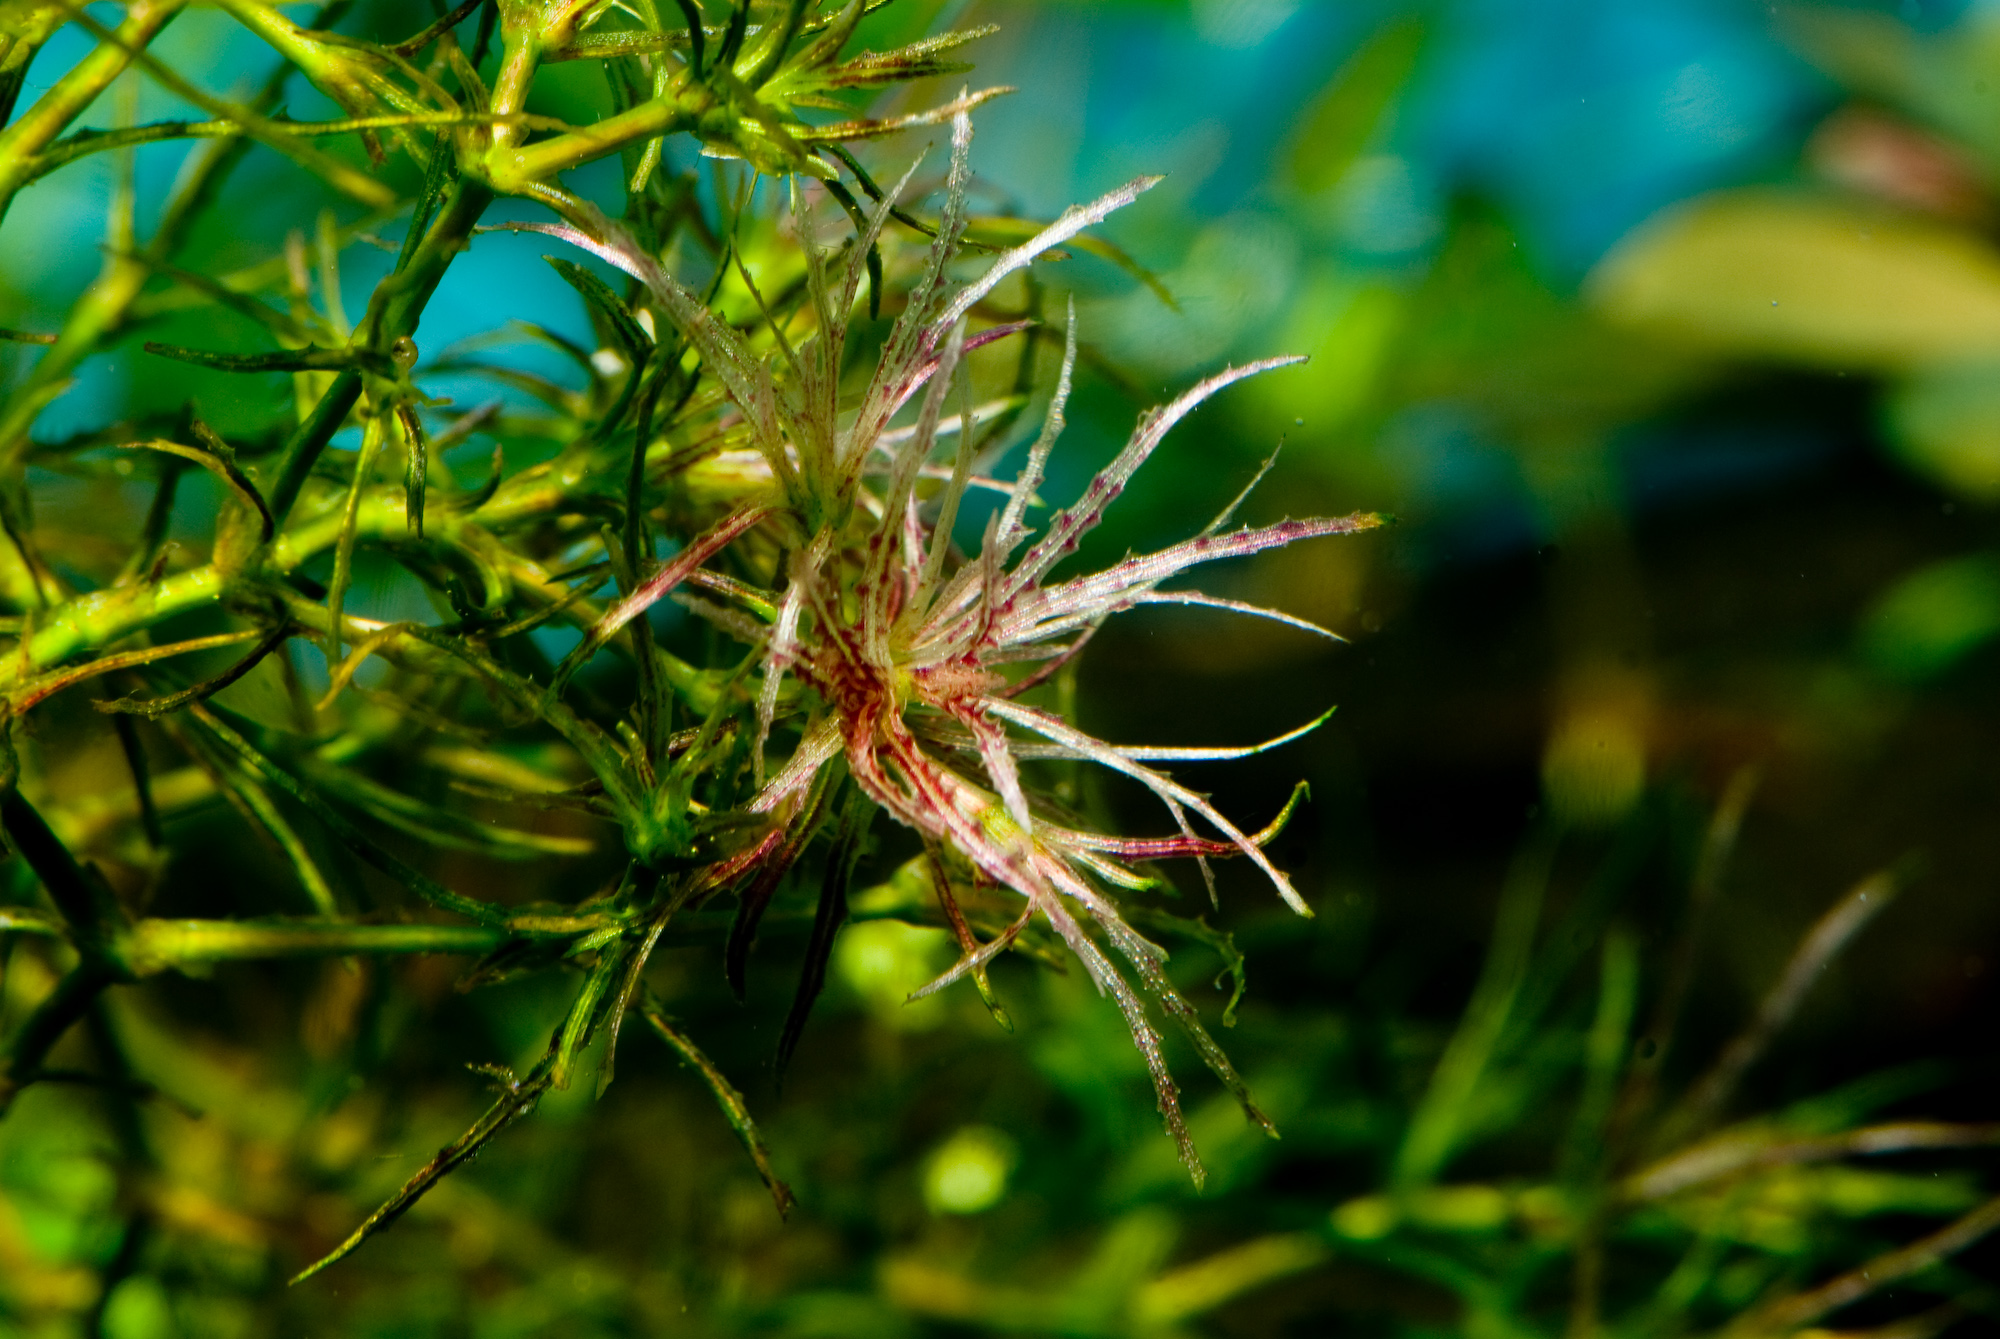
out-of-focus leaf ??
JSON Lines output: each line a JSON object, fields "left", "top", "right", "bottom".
{"left": 1589, "top": 190, "right": 2000, "bottom": 368}
{"left": 1885, "top": 360, "right": 2000, "bottom": 498}
{"left": 1807, "top": 106, "right": 1992, "bottom": 222}
{"left": 1287, "top": 19, "right": 1424, "bottom": 194}
{"left": 1657, "top": 1166, "right": 1985, "bottom": 1255}
{"left": 1858, "top": 552, "right": 2000, "bottom": 682}
{"left": 1256, "top": 274, "right": 1401, "bottom": 431}
{"left": 1782, "top": 6, "right": 2000, "bottom": 163}
{"left": 1396, "top": 215, "right": 1704, "bottom": 442}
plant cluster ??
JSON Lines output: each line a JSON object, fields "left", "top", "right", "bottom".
{"left": 0, "top": 0, "right": 1377, "bottom": 1285}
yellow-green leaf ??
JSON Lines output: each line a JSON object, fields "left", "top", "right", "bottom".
{"left": 1589, "top": 191, "right": 2000, "bottom": 368}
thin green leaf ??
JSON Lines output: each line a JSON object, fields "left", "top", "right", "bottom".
{"left": 289, "top": 1055, "right": 553, "bottom": 1283}
{"left": 544, "top": 254, "right": 654, "bottom": 365}
{"left": 93, "top": 623, "right": 293, "bottom": 720}
{"left": 640, "top": 988, "right": 795, "bottom": 1217}
{"left": 140, "top": 341, "right": 390, "bottom": 375}
{"left": 395, "top": 402, "right": 430, "bottom": 536}
{"left": 776, "top": 786, "right": 874, "bottom": 1081}
{"left": 189, "top": 704, "right": 509, "bottom": 926}
{"left": 121, "top": 426, "right": 275, "bottom": 547}
{"left": 9, "top": 629, "right": 263, "bottom": 715}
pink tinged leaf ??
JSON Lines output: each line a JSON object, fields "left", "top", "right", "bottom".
{"left": 906, "top": 899, "right": 1037, "bottom": 1001}
{"left": 796, "top": 85, "right": 1013, "bottom": 144}
{"left": 861, "top": 319, "right": 965, "bottom": 648}
{"left": 1007, "top": 358, "right": 1309, "bottom": 599}
{"left": 702, "top": 827, "right": 788, "bottom": 894}
{"left": 992, "top": 296, "right": 1078, "bottom": 564}
{"left": 1035, "top": 891, "right": 1206, "bottom": 1188}
{"left": 842, "top": 109, "right": 978, "bottom": 480}
{"left": 981, "top": 697, "right": 1313, "bottom": 917}
{"left": 880, "top": 320, "right": 1034, "bottom": 422}
{"left": 553, "top": 504, "right": 773, "bottom": 691}
{"left": 858, "top": 717, "right": 1052, "bottom": 907}
{"left": 755, "top": 717, "right": 844, "bottom": 815}
{"left": 940, "top": 178, "right": 1166, "bottom": 332}
{"left": 968, "top": 708, "right": 1332, "bottom": 764}
{"left": 1092, "top": 906, "right": 1278, "bottom": 1139}
{"left": 1046, "top": 782, "right": 1308, "bottom": 860}
{"left": 755, "top": 538, "right": 829, "bottom": 786}
{"left": 1011, "top": 513, "right": 1383, "bottom": 634}
{"left": 998, "top": 621, "right": 1102, "bottom": 699}
{"left": 494, "top": 215, "right": 799, "bottom": 493}
{"left": 842, "top": 324, "right": 1032, "bottom": 505}
{"left": 963, "top": 706, "right": 1034, "bottom": 835}
{"left": 1046, "top": 830, "right": 1240, "bottom": 865}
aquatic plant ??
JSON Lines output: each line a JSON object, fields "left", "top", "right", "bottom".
{"left": 0, "top": 0, "right": 1374, "bottom": 1284}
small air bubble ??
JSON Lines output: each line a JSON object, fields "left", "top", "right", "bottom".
{"left": 1770, "top": 300, "right": 1779, "bottom": 307}
{"left": 1294, "top": 417, "right": 1304, "bottom": 427}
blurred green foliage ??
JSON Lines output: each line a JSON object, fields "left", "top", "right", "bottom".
{"left": 4, "top": 1, "right": 2000, "bottom": 1338}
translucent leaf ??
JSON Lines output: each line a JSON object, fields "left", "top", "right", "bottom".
{"left": 1884, "top": 360, "right": 2000, "bottom": 499}
{"left": 1858, "top": 553, "right": 2000, "bottom": 682}
{"left": 1590, "top": 191, "right": 2000, "bottom": 368}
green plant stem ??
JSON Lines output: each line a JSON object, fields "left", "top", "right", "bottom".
{"left": 18, "top": 112, "right": 572, "bottom": 186}
{"left": 0, "top": 28, "right": 291, "bottom": 604}
{"left": 265, "top": 174, "right": 497, "bottom": 526}
{"left": 485, "top": 87, "right": 705, "bottom": 190}
{"left": 2, "top": 416, "right": 743, "bottom": 698}
{"left": 0, "top": 7, "right": 66, "bottom": 133}
{"left": 12, "top": 565, "right": 230, "bottom": 692}
{"left": 488, "top": 27, "right": 544, "bottom": 151}
{"left": 0, "top": 0, "right": 184, "bottom": 223}
{"left": 0, "top": 0, "right": 186, "bottom": 605}
{"left": 0, "top": 784, "right": 116, "bottom": 945}
{"left": 115, "top": 918, "right": 507, "bottom": 973}
{"left": 59, "top": 4, "right": 393, "bottom": 208}
{"left": 0, "top": 964, "right": 117, "bottom": 1113}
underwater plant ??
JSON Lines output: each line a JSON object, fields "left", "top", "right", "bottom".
{"left": 0, "top": 0, "right": 1376, "bottom": 1286}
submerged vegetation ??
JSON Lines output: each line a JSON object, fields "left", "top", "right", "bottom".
{"left": 0, "top": 2, "right": 1995, "bottom": 1336}
{"left": 0, "top": 0, "right": 1369, "bottom": 1299}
